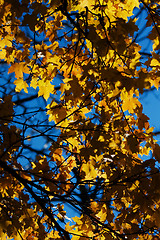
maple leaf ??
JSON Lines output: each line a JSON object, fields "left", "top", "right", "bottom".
{"left": 14, "top": 77, "right": 28, "bottom": 93}
{"left": 8, "top": 63, "right": 30, "bottom": 92}
{"left": 38, "top": 79, "right": 55, "bottom": 100}
{"left": 8, "top": 62, "right": 30, "bottom": 79}
{"left": 121, "top": 89, "right": 141, "bottom": 113}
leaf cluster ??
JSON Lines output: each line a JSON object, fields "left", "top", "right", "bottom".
{"left": 0, "top": 0, "right": 160, "bottom": 239}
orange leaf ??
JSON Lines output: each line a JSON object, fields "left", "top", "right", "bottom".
{"left": 8, "top": 62, "right": 30, "bottom": 79}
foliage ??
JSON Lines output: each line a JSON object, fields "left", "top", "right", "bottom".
{"left": 1, "top": 0, "right": 160, "bottom": 239}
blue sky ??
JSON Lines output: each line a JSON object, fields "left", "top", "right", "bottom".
{"left": 140, "top": 90, "right": 160, "bottom": 143}
{"left": 133, "top": 5, "right": 160, "bottom": 144}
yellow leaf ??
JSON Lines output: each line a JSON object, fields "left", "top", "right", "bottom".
{"left": 14, "top": 77, "right": 28, "bottom": 93}
{"left": 122, "top": 222, "right": 131, "bottom": 230}
{"left": 96, "top": 204, "right": 107, "bottom": 222}
{"left": 38, "top": 79, "right": 55, "bottom": 100}
{"left": 65, "top": 222, "right": 73, "bottom": 232}
{"left": 129, "top": 180, "right": 139, "bottom": 191}
{"left": 153, "top": 36, "right": 160, "bottom": 51}
{"left": 0, "top": 49, "right": 6, "bottom": 60}
{"left": 8, "top": 62, "right": 30, "bottom": 79}
{"left": 67, "top": 137, "right": 79, "bottom": 148}
{"left": 82, "top": 162, "right": 97, "bottom": 180}
{"left": 121, "top": 89, "right": 141, "bottom": 113}
{"left": 0, "top": 35, "right": 13, "bottom": 48}
{"left": 72, "top": 216, "right": 83, "bottom": 225}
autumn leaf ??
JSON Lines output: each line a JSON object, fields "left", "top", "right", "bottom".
{"left": 38, "top": 79, "right": 55, "bottom": 100}
{"left": 121, "top": 89, "right": 141, "bottom": 113}
{"left": 8, "top": 63, "right": 30, "bottom": 92}
{"left": 8, "top": 62, "right": 30, "bottom": 79}
{"left": 14, "top": 77, "right": 28, "bottom": 93}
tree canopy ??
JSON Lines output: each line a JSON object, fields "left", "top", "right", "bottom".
{"left": 1, "top": 0, "right": 160, "bottom": 239}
